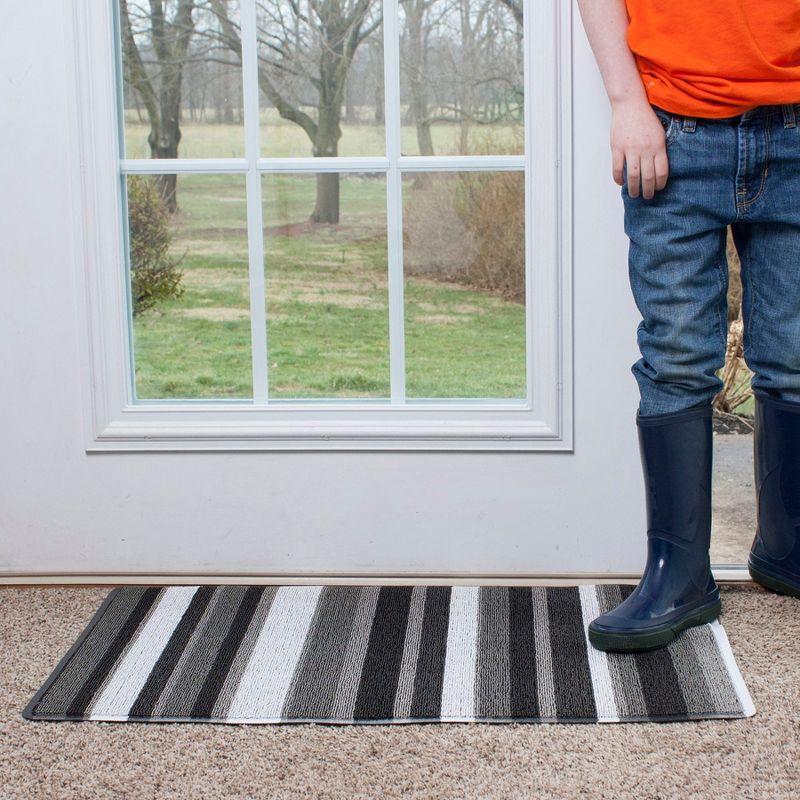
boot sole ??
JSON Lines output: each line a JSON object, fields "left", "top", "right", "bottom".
{"left": 748, "top": 561, "right": 800, "bottom": 599}
{"left": 588, "top": 599, "right": 721, "bottom": 653}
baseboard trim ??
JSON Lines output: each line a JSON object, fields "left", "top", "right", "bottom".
{"left": 0, "top": 567, "right": 751, "bottom": 586}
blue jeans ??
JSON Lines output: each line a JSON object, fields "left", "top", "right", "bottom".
{"left": 623, "top": 102, "right": 800, "bottom": 416}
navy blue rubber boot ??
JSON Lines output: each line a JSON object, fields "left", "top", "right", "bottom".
{"left": 748, "top": 391, "right": 800, "bottom": 598}
{"left": 588, "top": 404, "right": 721, "bottom": 652}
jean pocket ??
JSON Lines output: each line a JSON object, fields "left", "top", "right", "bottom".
{"left": 652, "top": 106, "right": 678, "bottom": 146}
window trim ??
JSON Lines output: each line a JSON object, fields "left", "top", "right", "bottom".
{"left": 70, "top": 0, "right": 574, "bottom": 451}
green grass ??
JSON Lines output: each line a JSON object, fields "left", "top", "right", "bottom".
{"left": 131, "top": 171, "right": 526, "bottom": 401}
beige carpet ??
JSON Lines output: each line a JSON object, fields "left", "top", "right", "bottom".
{"left": 2, "top": 585, "right": 798, "bottom": 800}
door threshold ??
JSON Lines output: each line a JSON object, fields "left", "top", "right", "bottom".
{"left": 0, "top": 567, "right": 751, "bottom": 586}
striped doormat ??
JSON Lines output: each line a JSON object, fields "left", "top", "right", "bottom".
{"left": 24, "top": 585, "right": 754, "bottom": 724}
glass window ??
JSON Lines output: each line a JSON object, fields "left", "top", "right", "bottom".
{"left": 116, "top": 1, "right": 528, "bottom": 406}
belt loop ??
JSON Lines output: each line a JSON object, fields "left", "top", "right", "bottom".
{"left": 681, "top": 116, "right": 697, "bottom": 133}
{"left": 782, "top": 104, "right": 797, "bottom": 129}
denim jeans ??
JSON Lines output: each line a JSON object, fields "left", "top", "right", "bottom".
{"left": 622, "top": 102, "right": 800, "bottom": 416}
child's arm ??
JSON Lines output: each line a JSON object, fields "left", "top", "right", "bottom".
{"left": 576, "top": 0, "right": 669, "bottom": 199}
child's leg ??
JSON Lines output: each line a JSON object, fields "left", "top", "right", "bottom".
{"left": 732, "top": 107, "right": 800, "bottom": 402}
{"left": 732, "top": 103, "right": 800, "bottom": 597}
{"left": 589, "top": 111, "right": 738, "bottom": 652}
{"left": 622, "top": 111, "right": 735, "bottom": 416}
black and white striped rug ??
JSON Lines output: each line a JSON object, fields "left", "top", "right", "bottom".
{"left": 24, "top": 585, "right": 754, "bottom": 724}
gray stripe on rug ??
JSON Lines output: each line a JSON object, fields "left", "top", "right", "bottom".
{"left": 476, "top": 587, "right": 511, "bottom": 719}
{"left": 687, "top": 624, "right": 743, "bottom": 715}
{"left": 530, "top": 586, "right": 558, "bottom": 720}
{"left": 282, "top": 586, "right": 362, "bottom": 719}
{"left": 329, "top": 586, "right": 380, "bottom": 720}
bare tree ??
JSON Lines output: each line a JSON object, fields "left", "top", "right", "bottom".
{"left": 499, "top": 0, "right": 521, "bottom": 27}
{"left": 402, "top": 0, "right": 437, "bottom": 156}
{"left": 400, "top": 0, "right": 522, "bottom": 155}
{"left": 120, "top": 0, "right": 196, "bottom": 212}
{"left": 209, "top": 0, "right": 380, "bottom": 223}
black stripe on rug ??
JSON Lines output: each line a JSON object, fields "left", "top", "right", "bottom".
{"left": 508, "top": 587, "right": 538, "bottom": 718}
{"left": 353, "top": 586, "right": 414, "bottom": 720}
{"left": 409, "top": 586, "right": 451, "bottom": 719}
{"left": 546, "top": 587, "right": 597, "bottom": 721}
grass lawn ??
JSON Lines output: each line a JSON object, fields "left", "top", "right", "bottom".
{"left": 131, "top": 171, "right": 527, "bottom": 401}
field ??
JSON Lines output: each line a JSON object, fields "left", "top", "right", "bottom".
{"left": 122, "top": 109, "right": 524, "bottom": 160}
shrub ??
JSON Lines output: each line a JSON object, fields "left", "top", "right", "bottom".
{"left": 456, "top": 168, "right": 525, "bottom": 302}
{"left": 127, "top": 175, "right": 184, "bottom": 315}
{"left": 403, "top": 132, "right": 525, "bottom": 302}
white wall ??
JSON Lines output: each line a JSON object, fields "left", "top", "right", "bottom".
{"left": 0, "top": 1, "right": 644, "bottom": 578}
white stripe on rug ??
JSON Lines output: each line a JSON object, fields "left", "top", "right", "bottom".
{"left": 88, "top": 586, "right": 199, "bottom": 720}
{"left": 709, "top": 620, "right": 756, "bottom": 718}
{"left": 440, "top": 586, "right": 479, "bottom": 721}
{"left": 578, "top": 584, "right": 620, "bottom": 722}
{"left": 227, "top": 585, "right": 323, "bottom": 721}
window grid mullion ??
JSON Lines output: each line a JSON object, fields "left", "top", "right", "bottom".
{"left": 118, "top": 155, "right": 527, "bottom": 175}
{"left": 523, "top": 0, "right": 535, "bottom": 411}
{"left": 383, "top": 0, "right": 406, "bottom": 405}
{"left": 242, "top": 0, "right": 269, "bottom": 405}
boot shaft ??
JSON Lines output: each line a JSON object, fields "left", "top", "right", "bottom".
{"left": 636, "top": 404, "right": 713, "bottom": 548}
{"left": 753, "top": 391, "right": 800, "bottom": 562}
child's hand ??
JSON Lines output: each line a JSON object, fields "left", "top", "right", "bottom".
{"left": 610, "top": 99, "right": 670, "bottom": 200}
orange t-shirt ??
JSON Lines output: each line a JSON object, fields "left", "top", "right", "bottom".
{"left": 624, "top": 0, "right": 800, "bottom": 118}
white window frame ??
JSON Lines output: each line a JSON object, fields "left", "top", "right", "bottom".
{"left": 69, "top": 0, "right": 573, "bottom": 451}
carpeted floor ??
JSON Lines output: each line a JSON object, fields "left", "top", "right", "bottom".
{"left": 1, "top": 584, "right": 798, "bottom": 800}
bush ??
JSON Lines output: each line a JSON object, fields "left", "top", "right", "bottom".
{"left": 127, "top": 175, "right": 184, "bottom": 315}
{"left": 403, "top": 133, "right": 525, "bottom": 302}
{"left": 456, "top": 169, "right": 525, "bottom": 302}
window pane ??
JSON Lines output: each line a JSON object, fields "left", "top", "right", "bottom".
{"left": 399, "top": 0, "right": 524, "bottom": 156}
{"left": 262, "top": 173, "right": 389, "bottom": 399}
{"left": 257, "top": 0, "right": 385, "bottom": 157}
{"left": 118, "top": 1, "right": 244, "bottom": 161}
{"left": 127, "top": 173, "right": 252, "bottom": 399}
{"left": 403, "top": 171, "right": 526, "bottom": 398}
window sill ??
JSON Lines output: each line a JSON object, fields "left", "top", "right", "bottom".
{"left": 88, "top": 414, "right": 572, "bottom": 452}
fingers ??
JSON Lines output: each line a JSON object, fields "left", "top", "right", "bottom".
{"left": 640, "top": 155, "right": 656, "bottom": 200}
{"left": 612, "top": 148, "right": 625, "bottom": 186}
{"left": 654, "top": 149, "right": 670, "bottom": 191}
{"left": 626, "top": 155, "right": 641, "bottom": 198}
{"left": 624, "top": 149, "right": 670, "bottom": 199}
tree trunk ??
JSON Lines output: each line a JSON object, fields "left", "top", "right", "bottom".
{"left": 344, "top": 78, "right": 357, "bottom": 122}
{"left": 373, "top": 38, "right": 384, "bottom": 124}
{"left": 311, "top": 72, "right": 343, "bottom": 223}
{"left": 311, "top": 173, "right": 340, "bottom": 224}
{"left": 149, "top": 122, "right": 181, "bottom": 213}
